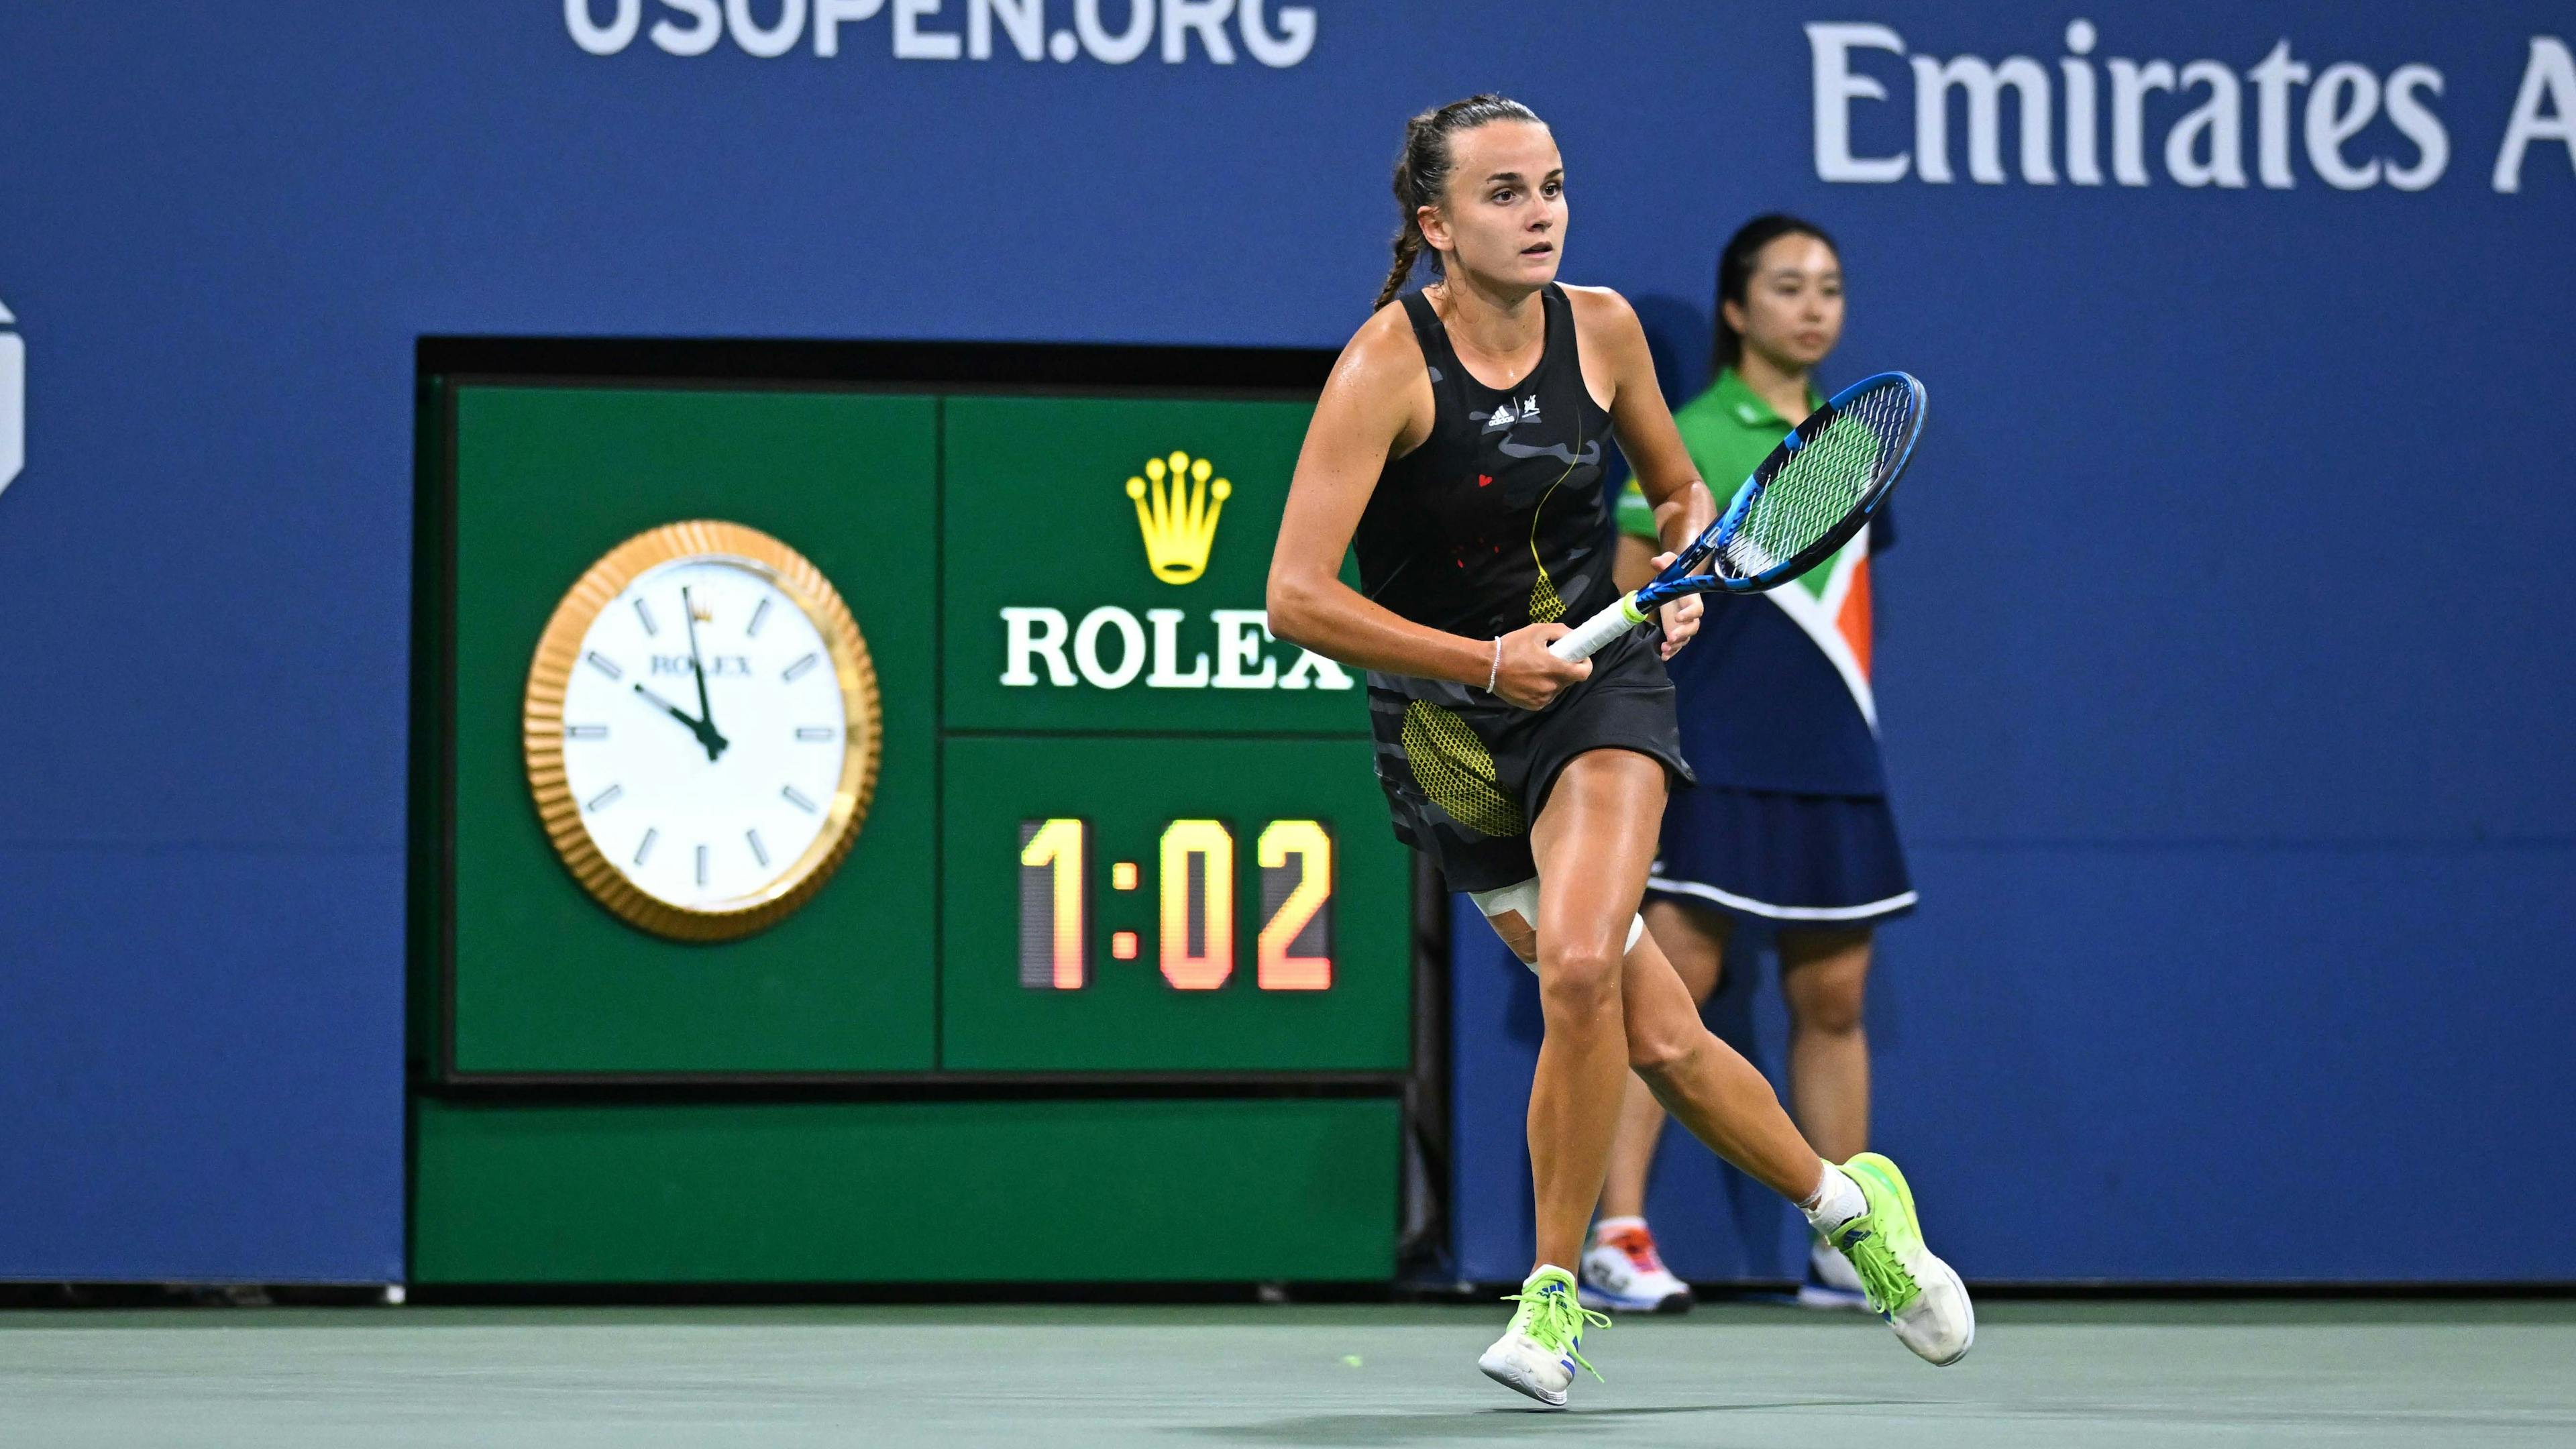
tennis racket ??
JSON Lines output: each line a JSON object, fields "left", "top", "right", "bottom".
{"left": 1548, "top": 370, "right": 1928, "bottom": 662}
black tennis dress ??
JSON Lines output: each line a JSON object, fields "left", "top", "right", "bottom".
{"left": 1354, "top": 283, "right": 1693, "bottom": 894}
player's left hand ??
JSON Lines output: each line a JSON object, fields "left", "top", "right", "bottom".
{"left": 1648, "top": 551, "right": 1702, "bottom": 658}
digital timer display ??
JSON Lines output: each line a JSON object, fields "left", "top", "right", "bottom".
{"left": 944, "top": 735, "right": 1407, "bottom": 1075}
{"left": 1018, "top": 818, "right": 1333, "bottom": 993}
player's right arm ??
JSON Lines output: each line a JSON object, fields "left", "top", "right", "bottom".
{"left": 1266, "top": 305, "right": 1589, "bottom": 709}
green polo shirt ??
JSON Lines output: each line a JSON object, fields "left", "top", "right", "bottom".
{"left": 1616, "top": 368, "right": 1820, "bottom": 541}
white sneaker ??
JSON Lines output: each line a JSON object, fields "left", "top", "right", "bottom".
{"left": 1576, "top": 1220, "right": 1695, "bottom": 1313}
{"left": 1478, "top": 1266, "right": 1608, "bottom": 1408}
{"left": 1795, "top": 1238, "right": 1870, "bottom": 1311}
{"left": 1824, "top": 1153, "right": 1976, "bottom": 1366}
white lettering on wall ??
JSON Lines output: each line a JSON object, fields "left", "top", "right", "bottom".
{"left": 1911, "top": 52, "right": 2054, "bottom": 184}
{"left": 651, "top": 0, "right": 724, "bottom": 56}
{"left": 2494, "top": 37, "right": 2576, "bottom": 193}
{"left": 2165, "top": 60, "right": 2245, "bottom": 188}
{"left": 1210, "top": 609, "right": 1275, "bottom": 689}
{"left": 892, "top": 0, "right": 961, "bottom": 59}
{"left": 566, "top": 0, "right": 643, "bottom": 54}
{"left": 2306, "top": 63, "right": 2383, "bottom": 190}
{"left": 970, "top": 0, "right": 1042, "bottom": 60}
{"left": 814, "top": 0, "right": 888, "bottom": 55}
{"left": 0, "top": 299, "right": 22, "bottom": 500}
{"left": 998, "top": 606, "right": 1352, "bottom": 692}
{"left": 2247, "top": 40, "right": 2308, "bottom": 189}
{"left": 2107, "top": 58, "right": 2174, "bottom": 186}
{"left": 729, "top": 0, "right": 810, "bottom": 56}
{"left": 1073, "top": 606, "right": 1147, "bottom": 690}
{"left": 568, "top": 0, "right": 1313, "bottom": 64}
{"left": 1807, "top": 23, "right": 1911, "bottom": 182}
{"left": 1000, "top": 606, "right": 1074, "bottom": 686}
{"left": 1162, "top": 0, "right": 1235, "bottom": 64}
{"left": 1808, "top": 19, "right": 2501, "bottom": 197}
{"left": 2385, "top": 65, "right": 2449, "bottom": 190}
{"left": 1237, "top": 0, "right": 1313, "bottom": 68}
{"left": 1074, "top": 0, "right": 1156, "bottom": 64}
{"left": 2061, "top": 19, "right": 2101, "bottom": 184}
{"left": 1146, "top": 608, "right": 1211, "bottom": 688}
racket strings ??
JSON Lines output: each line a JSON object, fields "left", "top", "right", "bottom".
{"left": 1718, "top": 381, "right": 1917, "bottom": 580}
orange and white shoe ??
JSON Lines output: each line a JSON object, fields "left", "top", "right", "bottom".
{"left": 1576, "top": 1217, "right": 1694, "bottom": 1313}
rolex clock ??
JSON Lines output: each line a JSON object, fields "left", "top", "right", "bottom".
{"left": 523, "top": 520, "right": 881, "bottom": 941}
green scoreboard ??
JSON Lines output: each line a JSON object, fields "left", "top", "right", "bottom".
{"left": 409, "top": 346, "right": 1411, "bottom": 1285}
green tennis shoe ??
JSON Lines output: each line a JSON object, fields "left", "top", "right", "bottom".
{"left": 1824, "top": 1152, "right": 1976, "bottom": 1365}
{"left": 1478, "top": 1266, "right": 1611, "bottom": 1407}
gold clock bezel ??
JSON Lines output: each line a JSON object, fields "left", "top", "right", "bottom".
{"left": 522, "top": 519, "right": 882, "bottom": 943}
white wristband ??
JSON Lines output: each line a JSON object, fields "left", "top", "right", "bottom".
{"left": 1487, "top": 637, "right": 1501, "bottom": 694}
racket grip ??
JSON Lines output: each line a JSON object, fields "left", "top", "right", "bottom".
{"left": 1547, "top": 593, "right": 1649, "bottom": 662}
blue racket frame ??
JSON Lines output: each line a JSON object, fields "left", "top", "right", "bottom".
{"left": 1549, "top": 371, "right": 1927, "bottom": 662}
{"left": 1640, "top": 369, "right": 1926, "bottom": 607}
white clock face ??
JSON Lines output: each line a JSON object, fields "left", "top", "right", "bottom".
{"left": 557, "top": 555, "right": 853, "bottom": 912}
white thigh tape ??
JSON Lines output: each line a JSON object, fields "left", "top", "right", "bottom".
{"left": 1468, "top": 877, "right": 1646, "bottom": 970}
{"left": 1466, "top": 877, "right": 1542, "bottom": 924}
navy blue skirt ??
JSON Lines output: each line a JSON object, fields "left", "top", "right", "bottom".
{"left": 1647, "top": 786, "right": 1915, "bottom": 926}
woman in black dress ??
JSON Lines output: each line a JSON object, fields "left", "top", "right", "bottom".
{"left": 1265, "top": 95, "right": 1970, "bottom": 1406}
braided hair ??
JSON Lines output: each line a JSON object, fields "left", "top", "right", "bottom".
{"left": 1373, "top": 94, "right": 1544, "bottom": 312}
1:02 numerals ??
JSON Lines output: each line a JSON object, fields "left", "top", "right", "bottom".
{"left": 1017, "top": 818, "right": 1333, "bottom": 993}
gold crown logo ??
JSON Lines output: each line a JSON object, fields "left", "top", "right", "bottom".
{"left": 1126, "top": 450, "right": 1230, "bottom": 585}
{"left": 688, "top": 598, "right": 716, "bottom": 623}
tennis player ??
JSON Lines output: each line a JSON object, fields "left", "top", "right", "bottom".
{"left": 1265, "top": 96, "right": 1970, "bottom": 1407}
{"left": 1578, "top": 215, "right": 1912, "bottom": 1318}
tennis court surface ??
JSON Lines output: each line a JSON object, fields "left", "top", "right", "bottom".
{"left": 6, "top": 1299, "right": 2569, "bottom": 1446}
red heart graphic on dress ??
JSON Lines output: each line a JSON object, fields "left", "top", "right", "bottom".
{"left": 1477, "top": 474, "right": 1494, "bottom": 488}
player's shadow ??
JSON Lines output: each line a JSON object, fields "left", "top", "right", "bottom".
{"left": 1195, "top": 1399, "right": 1911, "bottom": 1442}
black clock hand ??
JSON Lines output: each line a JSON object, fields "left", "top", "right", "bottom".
{"left": 682, "top": 586, "right": 721, "bottom": 753}
{"left": 631, "top": 683, "right": 730, "bottom": 760}
{"left": 632, "top": 682, "right": 704, "bottom": 733}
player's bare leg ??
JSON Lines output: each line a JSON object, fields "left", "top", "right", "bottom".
{"left": 1473, "top": 747, "right": 1666, "bottom": 1405}
{"left": 1572, "top": 755, "right": 1972, "bottom": 1366}
{"left": 1597, "top": 901, "right": 1727, "bottom": 1222}
{"left": 1481, "top": 751, "right": 1968, "bottom": 1403}
{"left": 1521, "top": 749, "right": 1669, "bottom": 1277}
{"left": 1618, "top": 906, "right": 1821, "bottom": 1202}
{"left": 1482, "top": 750, "right": 1815, "bottom": 1399}
{"left": 1584, "top": 901, "right": 1727, "bottom": 1310}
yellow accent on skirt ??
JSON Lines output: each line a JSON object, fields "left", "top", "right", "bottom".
{"left": 1399, "top": 700, "right": 1526, "bottom": 837}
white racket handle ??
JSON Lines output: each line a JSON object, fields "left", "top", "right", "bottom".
{"left": 1548, "top": 592, "right": 1650, "bottom": 662}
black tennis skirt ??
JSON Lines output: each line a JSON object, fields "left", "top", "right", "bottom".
{"left": 1646, "top": 785, "right": 1916, "bottom": 927}
{"left": 1366, "top": 629, "right": 1695, "bottom": 894}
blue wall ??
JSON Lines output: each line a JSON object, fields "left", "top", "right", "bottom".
{"left": 2, "top": 1, "right": 2570, "bottom": 1281}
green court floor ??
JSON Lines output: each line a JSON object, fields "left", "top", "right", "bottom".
{"left": 3, "top": 1300, "right": 2569, "bottom": 1446}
